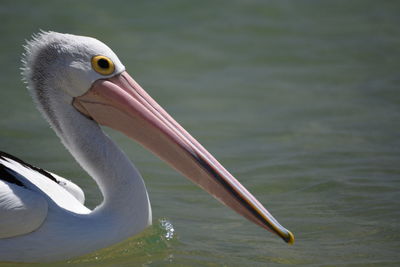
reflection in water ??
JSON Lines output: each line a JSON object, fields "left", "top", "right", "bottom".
{"left": 67, "top": 218, "right": 177, "bottom": 266}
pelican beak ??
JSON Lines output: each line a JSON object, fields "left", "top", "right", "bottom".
{"left": 73, "top": 71, "right": 294, "bottom": 244}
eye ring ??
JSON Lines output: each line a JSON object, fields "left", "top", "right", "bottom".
{"left": 91, "top": 55, "right": 115, "bottom": 75}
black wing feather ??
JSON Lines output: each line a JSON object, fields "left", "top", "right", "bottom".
{"left": 0, "top": 151, "right": 60, "bottom": 187}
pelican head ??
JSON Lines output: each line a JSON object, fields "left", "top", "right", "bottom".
{"left": 22, "top": 31, "right": 294, "bottom": 245}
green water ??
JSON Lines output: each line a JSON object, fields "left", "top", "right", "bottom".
{"left": 1, "top": 1, "right": 399, "bottom": 266}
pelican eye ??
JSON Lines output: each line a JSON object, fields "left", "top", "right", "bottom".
{"left": 91, "top": 55, "right": 115, "bottom": 75}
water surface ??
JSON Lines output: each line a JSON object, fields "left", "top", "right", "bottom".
{"left": 0, "top": 1, "right": 399, "bottom": 266}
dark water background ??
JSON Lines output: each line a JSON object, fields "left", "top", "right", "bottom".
{"left": 0, "top": 1, "right": 399, "bottom": 266}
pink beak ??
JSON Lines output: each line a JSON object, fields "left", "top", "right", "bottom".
{"left": 73, "top": 71, "right": 294, "bottom": 244}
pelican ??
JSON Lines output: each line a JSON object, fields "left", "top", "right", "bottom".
{"left": 0, "top": 31, "right": 294, "bottom": 262}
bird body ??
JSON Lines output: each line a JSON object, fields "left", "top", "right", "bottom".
{"left": 0, "top": 117, "right": 150, "bottom": 261}
{"left": 0, "top": 31, "right": 293, "bottom": 262}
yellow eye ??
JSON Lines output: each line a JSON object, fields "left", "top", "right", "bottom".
{"left": 91, "top": 55, "right": 115, "bottom": 75}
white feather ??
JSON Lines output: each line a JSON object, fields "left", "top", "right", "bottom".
{"left": 49, "top": 172, "right": 85, "bottom": 204}
{"left": 0, "top": 181, "right": 47, "bottom": 238}
{"left": 0, "top": 157, "right": 89, "bottom": 214}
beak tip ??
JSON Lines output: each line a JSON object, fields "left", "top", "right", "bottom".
{"left": 285, "top": 230, "right": 295, "bottom": 245}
